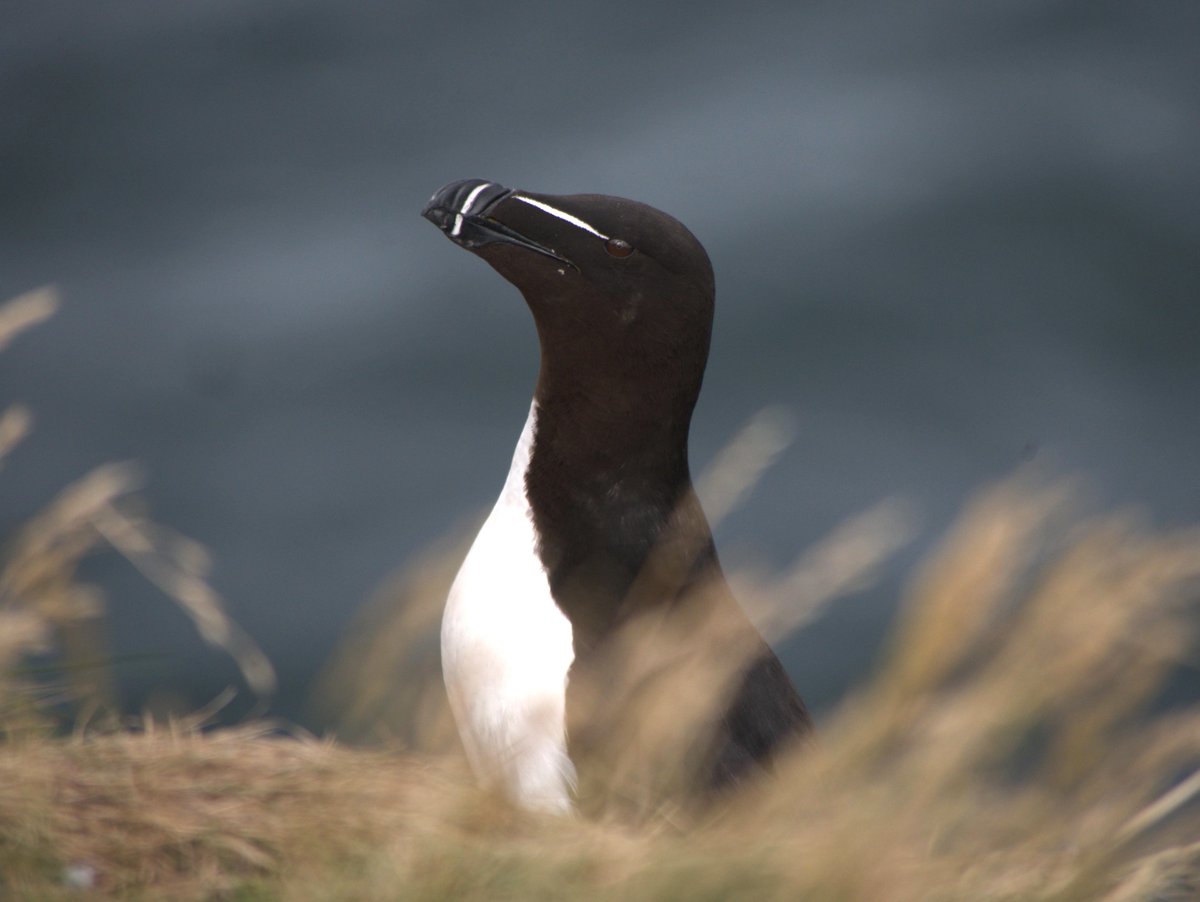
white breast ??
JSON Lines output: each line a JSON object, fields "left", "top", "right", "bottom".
{"left": 441, "top": 402, "right": 576, "bottom": 812}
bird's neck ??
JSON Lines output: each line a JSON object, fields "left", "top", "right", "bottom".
{"left": 522, "top": 389, "right": 720, "bottom": 656}
{"left": 530, "top": 374, "right": 695, "bottom": 493}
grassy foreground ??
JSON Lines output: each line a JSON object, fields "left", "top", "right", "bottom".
{"left": 2, "top": 291, "right": 1199, "bottom": 899}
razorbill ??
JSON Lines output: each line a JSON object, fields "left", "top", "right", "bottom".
{"left": 422, "top": 179, "right": 811, "bottom": 813}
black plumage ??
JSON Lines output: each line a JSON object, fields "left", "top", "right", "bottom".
{"left": 424, "top": 180, "right": 810, "bottom": 804}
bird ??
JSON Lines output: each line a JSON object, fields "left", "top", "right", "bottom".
{"left": 422, "top": 179, "right": 811, "bottom": 814}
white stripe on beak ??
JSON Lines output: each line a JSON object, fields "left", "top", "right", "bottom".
{"left": 511, "top": 195, "right": 609, "bottom": 240}
{"left": 460, "top": 182, "right": 491, "bottom": 215}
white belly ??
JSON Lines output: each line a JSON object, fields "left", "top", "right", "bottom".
{"left": 441, "top": 402, "right": 576, "bottom": 812}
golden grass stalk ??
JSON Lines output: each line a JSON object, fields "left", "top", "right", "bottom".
{"left": 0, "top": 287, "right": 58, "bottom": 351}
{"left": 3, "top": 291, "right": 1198, "bottom": 899}
{"left": 0, "top": 405, "right": 32, "bottom": 469}
{"left": 0, "top": 286, "right": 53, "bottom": 471}
{"left": 0, "top": 291, "right": 275, "bottom": 729}
{"left": 309, "top": 533, "right": 470, "bottom": 750}
{"left": 6, "top": 479, "right": 1197, "bottom": 900}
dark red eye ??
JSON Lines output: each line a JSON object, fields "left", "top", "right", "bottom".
{"left": 605, "top": 237, "right": 634, "bottom": 258}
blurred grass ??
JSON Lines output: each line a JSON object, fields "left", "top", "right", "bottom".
{"left": 0, "top": 288, "right": 275, "bottom": 733}
{"left": 2, "top": 290, "right": 1199, "bottom": 899}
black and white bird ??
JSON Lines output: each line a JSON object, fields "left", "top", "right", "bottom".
{"left": 422, "top": 180, "right": 811, "bottom": 813}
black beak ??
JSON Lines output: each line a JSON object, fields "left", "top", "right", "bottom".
{"left": 421, "top": 178, "right": 573, "bottom": 266}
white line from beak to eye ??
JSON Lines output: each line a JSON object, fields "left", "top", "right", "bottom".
{"left": 460, "top": 182, "right": 491, "bottom": 215}
{"left": 511, "top": 195, "right": 609, "bottom": 240}
{"left": 451, "top": 213, "right": 464, "bottom": 237}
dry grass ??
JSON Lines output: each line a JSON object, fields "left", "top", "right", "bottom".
{"left": 2, "top": 290, "right": 1199, "bottom": 899}
{"left": 0, "top": 289, "right": 275, "bottom": 732}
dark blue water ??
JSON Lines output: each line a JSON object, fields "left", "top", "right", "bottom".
{"left": 2, "top": 0, "right": 1198, "bottom": 726}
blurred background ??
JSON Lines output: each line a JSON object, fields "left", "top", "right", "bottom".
{"left": 1, "top": 0, "right": 1197, "bottom": 729}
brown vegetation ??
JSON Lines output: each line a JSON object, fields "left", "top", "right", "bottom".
{"left": 2, "top": 290, "right": 1198, "bottom": 899}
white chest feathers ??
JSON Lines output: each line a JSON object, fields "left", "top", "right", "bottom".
{"left": 441, "top": 402, "right": 576, "bottom": 812}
